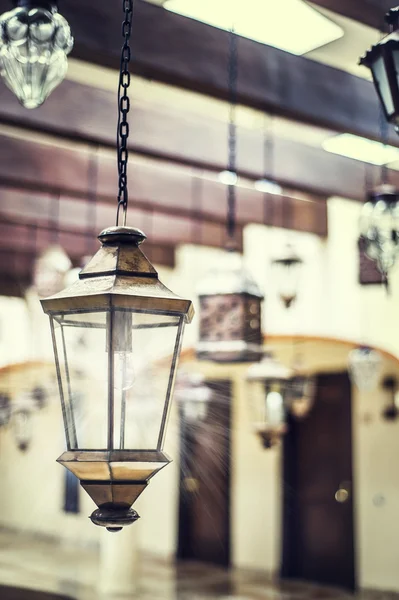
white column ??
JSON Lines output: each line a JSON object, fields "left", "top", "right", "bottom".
{"left": 98, "top": 524, "right": 139, "bottom": 596}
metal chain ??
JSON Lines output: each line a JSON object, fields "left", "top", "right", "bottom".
{"left": 227, "top": 26, "right": 238, "bottom": 243}
{"left": 379, "top": 100, "right": 389, "bottom": 186}
{"left": 87, "top": 146, "right": 99, "bottom": 254}
{"left": 116, "top": 0, "right": 134, "bottom": 227}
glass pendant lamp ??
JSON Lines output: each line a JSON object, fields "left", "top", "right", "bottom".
{"left": 40, "top": 1, "right": 194, "bottom": 532}
{"left": 271, "top": 243, "right": 304, "bottom": 308}
{"left": 246, "top": 352, "right": 292, "bottom": 448}
{"left": 348, "top": 346, "right": 382, "bottom": 392}
{"left": 0, "top": 0, "right": 73, "bottom": 109}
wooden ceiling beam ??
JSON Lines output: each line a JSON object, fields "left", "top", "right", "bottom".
{"left": 0, "top": 0, "right": 393, "bottom": 145}
{"left": 0, "top": 132, "right": 327, "bottom": 237}
{"left": 0, "top": 217, "right": 177, "bottom": 269}
{"left": 309, "top": 0, "right": 396, "bottom": 31}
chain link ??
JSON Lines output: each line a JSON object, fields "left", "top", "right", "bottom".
{"left": 116, "top": 0, "right": 134, "bottom": 226}
{"left": 227, "top": 27, "right": 238, "bottom": 243}
{"left": 379, "top": 101, "right": 389, "bottom": 186}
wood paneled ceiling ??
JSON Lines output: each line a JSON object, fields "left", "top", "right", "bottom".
{"left": 0, "top": 0, "right": 394, "bottom": 294}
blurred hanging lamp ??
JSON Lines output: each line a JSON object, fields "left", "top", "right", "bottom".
{"left": 12, "top": 391, "right": 34, "bottom": 452}
{"left": 348, "top": 346, "right": 382, "bottom": 392}
{"left": 197, "top": 25, "right": 264, "bottom": 363}
{"left": 246, "top": 352, "right": 292, "bottom": 448}
{"left": 271, "top": 244, "right": 304, "bottom": 309}
{"left": 359, "top": 183, "right": 399, "bottom": 284}
{"left": 174, "top": 371, "right": 212, "bottom": 423}
{"left": 0, "top": 0, "right": 73, "bottom": 109}
{"left": 40, "top": 0, "right": 194, "bottom": 532}
{"left": 360, "top": 7, "right": 399, "bottom": 133}
{"left": 285, "top": 340, "right": 316, "bottom": 419}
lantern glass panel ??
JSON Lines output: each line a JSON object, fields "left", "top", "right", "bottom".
{"left": 51, "top": 309, "right": 183, "bottom": 452}
{"left": 372, "top": 55, "right": 395, "bottom": 118}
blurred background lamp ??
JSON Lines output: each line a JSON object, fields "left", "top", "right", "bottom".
{"left": 271, "top": 243, "right": 304, "bottom": 308}
{"left": 359, "top": 184, "right": 399, "bottom": 281}
{"left": 360, "top": 7, "right": 399, "bottom": 133}
{"left": 246, "top": 352, "right": 292, "bottom": 448}
{"left": 285, "top": 374, "right": 316, "bottom": 420}
{"left": 197, "top": 258, "right": 264, "bottom": 363}
{"left": 348, "top": 346, "right": 383, "bottom": 393}
{"left": 0, "top": 0, "right": 73, "bottom": 109}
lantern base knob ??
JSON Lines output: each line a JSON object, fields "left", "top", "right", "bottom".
{"left": 90, "top": 504, "right": 140, "bottom": 531}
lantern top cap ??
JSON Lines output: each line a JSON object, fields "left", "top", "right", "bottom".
{"left": 197, "top": 262, "right": 264, "bottom": 298}
{"left": 98, "top": 226, "right": 146, "bottom": 247}
{"left": 40, "top": 225, "right": 194, "bottom": 322}
{"left": 14, "top": 0, "right": 57, "bottom": 10}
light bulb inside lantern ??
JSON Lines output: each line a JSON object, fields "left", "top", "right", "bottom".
{"left": 114, "top": 351, "right": 135, "bottom": 391}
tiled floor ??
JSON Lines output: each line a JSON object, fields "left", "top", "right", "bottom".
{"left": 0, "top": 529, "right": 395, "bottom": 600}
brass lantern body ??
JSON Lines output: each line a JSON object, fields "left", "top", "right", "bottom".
{"left": 197, "top": 261, "right": 264, "bottom": 363}
{"left": 41, "top": 226, "right": 194, "bottom": 531}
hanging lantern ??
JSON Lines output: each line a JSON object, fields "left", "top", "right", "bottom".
{"left": 360, "top": 7, "right": 399, "bottom": 132}
{"left": 0, "top": 0, "right": 73, "bottom": 109}
{"left": 271, "top": 244, "right": 303, "bottom": 309}
{"left": 382, "top": 376, "right": 399, "bottom": 421}
{"left": 348, "top": 346, "right": 382, "bottom": 392}
{"left": 246, "top": 353, "right": 292, "bottom": 448}
{"left": 197, "top": 259, "right": 264, "bottom": 363}
{"left": 359, "top": 184, "right": 399, "bottom": 280}
{"left": 285, "top": 374, "right": 316, "bottom": 420}
{"left": 40, "top": 0, "right": 194, "bottom": 532}
{"left": 41, "top": 227, "right": 193, "bottom": 531}
{"left": 0, "top": 392, "right": 11, "bottom": 427}
{"left": 174, "top": 372, "right": 212, "bottom": 423}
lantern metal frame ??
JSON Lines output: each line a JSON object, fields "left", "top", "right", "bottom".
{"left": 41, "top": 227, "right": 194, "bottom": 531}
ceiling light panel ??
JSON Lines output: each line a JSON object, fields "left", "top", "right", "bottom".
{"left": 164, "top": 0, "right": 343, "bottom": 56}
{"left": 323, "top": 133, "right": 399, "bottom": 165}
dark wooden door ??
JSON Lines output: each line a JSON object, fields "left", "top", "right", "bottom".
{"left": 178, "top": 380, "right": 231, "bottom": 567}
{"left": 282, "top": 372, "right": 356, "bottom": 590}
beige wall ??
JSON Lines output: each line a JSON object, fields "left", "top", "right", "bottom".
{"left": 0, "top": 196, "right": 399, "bottom": 590}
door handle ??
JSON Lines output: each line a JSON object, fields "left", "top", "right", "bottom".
{"left": 335, "top": 481, "right": 351, "bottom": 503}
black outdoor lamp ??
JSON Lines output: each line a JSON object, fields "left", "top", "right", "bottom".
{"left": 360, "top": 7, "right": 399, "bottom": 132}
{"left": 40, "top": 0, "right": 194, "bottom": 532}
{"left": 0, "top": 0, "right": 73, "bottom": 109}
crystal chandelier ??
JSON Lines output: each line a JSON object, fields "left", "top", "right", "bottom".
{"left": 348, "top": 346, "right": 382, "bottom": 392}
{"left": 359, "top": 184, "right": 399, "bottom": 282}
{"left": 40, "top": 0, "right": 194, "bottom": 532}
{"left": 0, "top": 0, "right": 73, "bottom": 109}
